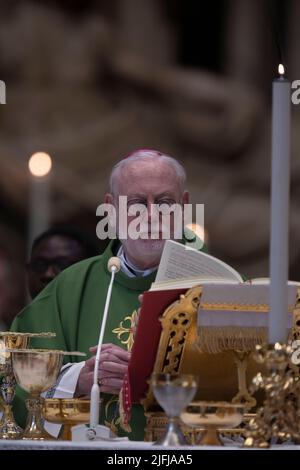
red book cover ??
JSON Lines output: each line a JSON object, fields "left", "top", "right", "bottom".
{"left": 121, "top": 288, "right": 186, "bottom": 423}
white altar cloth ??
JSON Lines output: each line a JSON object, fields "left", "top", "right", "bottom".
{"left": 0, "top": 440, "right": 298, "bottom": 450}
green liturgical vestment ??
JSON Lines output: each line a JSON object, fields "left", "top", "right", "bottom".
{"left": 11, "top": 237, "right": 206, "bottom": 440}
{"left": 11, "top": 240, "right": 156, "bottom": 440}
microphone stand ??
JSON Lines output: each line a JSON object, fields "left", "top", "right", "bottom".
{"left": 72, "top": 257, "right": 128, "bottom": 441}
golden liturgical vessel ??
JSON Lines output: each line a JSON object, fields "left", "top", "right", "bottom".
{"left": 10, "top": 348, "right": 85, "bottom": 440}
{"left": 0, "top": 332, "right": 55, "bottom": 440}
{"left": 43, "top": 399, "right": 90, "bottom": 440}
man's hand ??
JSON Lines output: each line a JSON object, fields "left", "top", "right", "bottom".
{"left": 75, "top": 343, "right": 130, "bottom": 397}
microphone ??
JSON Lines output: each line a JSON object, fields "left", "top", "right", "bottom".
{"left": 90, "top": 257, "right": 121, "bottom": 430}
{"left": 107, "top": 257, "right": 121, "bottom": 274}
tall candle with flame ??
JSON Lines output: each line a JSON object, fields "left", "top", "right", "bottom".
{"left": 269, "top": 65, "right": 291, "bottom": 343}
{"left": 28, "top": 152, "right": 52, "bottom": 253}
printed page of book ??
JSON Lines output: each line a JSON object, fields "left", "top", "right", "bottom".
{"left": 155, "top": 239, "right": 243, "bottom": 283}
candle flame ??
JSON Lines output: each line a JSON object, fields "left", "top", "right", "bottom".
{"left": 278, "top": 64, "right": 285, "bottom": 76}
{"left": 28, "top": 152, "right": 52, "bottom": 177}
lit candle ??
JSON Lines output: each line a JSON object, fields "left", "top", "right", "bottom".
{"left": 269, "top": 64, "right": 291, "bottom": 343}
{"left": 28, "top": 152, "right": 52, "bottom": 253}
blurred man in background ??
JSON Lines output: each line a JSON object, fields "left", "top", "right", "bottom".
{"left": 27, "top": 226, "right": 100, "bottom": 299}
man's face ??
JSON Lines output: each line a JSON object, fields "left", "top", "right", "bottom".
{"left": 106, "top": 159, "right": 189, "bottom": 269}
{"left": 27, "top": 235, "right": 85, "bottom": 298}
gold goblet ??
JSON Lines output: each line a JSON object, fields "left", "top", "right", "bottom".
{"left": 43, "top": 399, "right": 90, "bottom": 440}
{"left": 11, "top": 349, "right": 65, "bottom": 440}
{"left": 181, "top": 401, "right": 244, "bottom": 446}
{"left": 0, "top": 332, "right": 55, "bottom": 439}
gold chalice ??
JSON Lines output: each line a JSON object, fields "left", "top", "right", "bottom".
{"left": 43, "top": 399, "right": 90, "bottom": 440}
{"left": 0, "top": 332, "right": 55, "bottom": 439}
{"left": 11, "top": 349, "right": 64, "bottom": 440}
{"left": 180, "top": 401, "right": 244, "bottom": 446}
{"left": 10, "top": 348, "right": 84, "bottom": 440}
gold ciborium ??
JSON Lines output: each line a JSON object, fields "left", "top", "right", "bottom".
{"left": 43, "top": 399, "right": 90, "bottom": 440}
{"left": 0, "top": 332, "right": 54, "bottom": 439}
{"left": 11, "top": 349, "right": 65, "bottom": 440}
{"left": 180, "top": 401, "right": 244, "bottom": 446}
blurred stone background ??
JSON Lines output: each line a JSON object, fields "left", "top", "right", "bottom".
{"left": 0, "top": 0, "right": 300, "bottom": 324}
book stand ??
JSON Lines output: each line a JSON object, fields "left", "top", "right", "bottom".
{"left": 142, "top": 285, "right": 300, "bottom": 443}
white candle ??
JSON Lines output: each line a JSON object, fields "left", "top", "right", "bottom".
{"left": 28, "top": 152, "right": 52, "bottom": 253}
{"left": 269, "top": 65, "right": 291, "bottom": 343}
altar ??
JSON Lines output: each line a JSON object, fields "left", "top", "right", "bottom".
{"left": 0, "top": 439, "right": 297, "bottom": 451}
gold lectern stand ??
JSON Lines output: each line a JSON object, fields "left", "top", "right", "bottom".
{"left": 142, "top": 286, "right": 300, "bottom": 443}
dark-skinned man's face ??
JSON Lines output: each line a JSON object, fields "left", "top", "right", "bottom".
{"left": 27, "top": 235, "right": 86, "bottom": 299}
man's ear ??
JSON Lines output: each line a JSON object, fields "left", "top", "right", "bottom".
{"left": 182, "top": 190, "right": 189, "bottom": 205}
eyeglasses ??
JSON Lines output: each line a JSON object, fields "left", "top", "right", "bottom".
{"left": 26, "top": 257, "right": 74, "bottom": 274}
{"left": 126, "top": 198, "right": 177, "bottom": 208}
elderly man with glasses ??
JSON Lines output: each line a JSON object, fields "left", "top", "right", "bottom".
{"left": 11, "top": 149, "right": 205, "bottom": 441}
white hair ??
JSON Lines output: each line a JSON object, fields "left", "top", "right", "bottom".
{"left": 109, "top": 149, "right": 187, "bottom": 194}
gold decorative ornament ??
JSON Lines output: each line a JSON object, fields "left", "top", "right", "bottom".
{"left": 231, "top": 350, "right": 256, "bottom": 408}
{"left": 244, "top": 343, "right": 300, "bottom": 448}
{"left": 112, "top": 310, "right": 138, "bottom": 352}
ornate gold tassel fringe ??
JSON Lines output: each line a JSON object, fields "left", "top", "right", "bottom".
{"left": 197, "top": 327, "right": 267, "bottom": 353}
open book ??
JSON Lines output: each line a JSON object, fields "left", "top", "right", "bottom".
{"left": 152, "top": 240, "right": 300, "bottom": 291}
{"left": 152, "top": 239, "right": 243, "bottom": 290}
